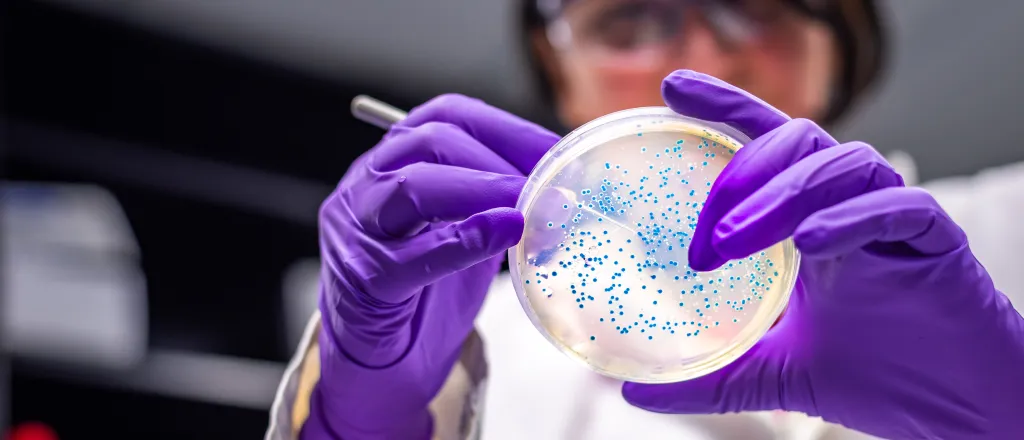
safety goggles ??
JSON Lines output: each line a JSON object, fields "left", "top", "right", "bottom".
{"left": 537, "top": 0, "right": 819, "bottom": 67}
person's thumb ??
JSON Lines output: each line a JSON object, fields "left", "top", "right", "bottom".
{"left": 621, "top": 333, "right": 796, "bottom": 414}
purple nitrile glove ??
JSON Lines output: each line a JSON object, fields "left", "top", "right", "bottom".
{"left": 301, "top": 94, "right": 559, "bottom": 440}
{"left": 622, "top": 70, "right": 1024, "bottom": 440}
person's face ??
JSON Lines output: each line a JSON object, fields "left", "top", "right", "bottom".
{"left": 534, "top": 0, "right": 838, "bottom": 128}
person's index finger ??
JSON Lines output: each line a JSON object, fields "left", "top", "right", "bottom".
{"left": 711, "top": 142, "right": 902, "bottom": 260}
{"left": 687, "top": 118, "right": 839, "bottom": 271}
{"left": 661, "top": 70, "right": 790, "bottom": 140}
{"left": 400, "top": 94, "right": 561, "bottom": 175}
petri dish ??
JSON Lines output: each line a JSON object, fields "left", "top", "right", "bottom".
{"left": 509, "top": 107, "right": 799, "bottom": 384}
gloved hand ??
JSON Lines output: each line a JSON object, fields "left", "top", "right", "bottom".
{"left": 301, "top": 94, "right": 559, "bottom": 440}
{"left": 622, "top": 71, "right": 1024, "bottom": 440}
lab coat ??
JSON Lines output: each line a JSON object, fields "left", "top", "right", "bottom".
{"left": 267, "top": 155, "right": 1024, "bottom": 440}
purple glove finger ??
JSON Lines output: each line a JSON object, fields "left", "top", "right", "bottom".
{"left": 352, "top": 162, "right": 525, "bottom": 238}
{"left": 351, "top": 207, "right": 525, "bottom": 301}
{"left": 327, "top": 207, "right": 524, "bottom": 365}
{"left": 371, "top": 122, "right": 520, "bottom": 176}
{"left": 688, "top": 118, "right": 839, "bottom": 271}
{"left": 400, "top": 94, "right": 561, "bottom": 174}
{"left": 712, "top": 142, "right": 903, "bottom": 261}
{"left": 661, "top": 70, "right": 790, "bottom": 139}
{"left": 795, "top": 187, "right": 967, "bottom": 258}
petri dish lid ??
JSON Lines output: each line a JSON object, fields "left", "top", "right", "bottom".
{"left": 509, "top": 107, "right": 799, "bottom": 384}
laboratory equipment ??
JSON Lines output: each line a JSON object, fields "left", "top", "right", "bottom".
{"left": 351, "top": 95, "right": 407, "bottom": 130}
{"left": 509, "top": 107, "right": 799, "bottom": 384}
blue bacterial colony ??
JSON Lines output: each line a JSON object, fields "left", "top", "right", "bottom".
{"left": 514, "top": 119, "right": 794, "bottom": 382}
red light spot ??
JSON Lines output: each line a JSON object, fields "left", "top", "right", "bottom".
{"left": 6, "top": 422, "right": 58, "bottom": 440}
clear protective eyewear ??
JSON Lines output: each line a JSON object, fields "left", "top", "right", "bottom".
{"left": 538, "top": 0, "right": 813, "bottom": 67}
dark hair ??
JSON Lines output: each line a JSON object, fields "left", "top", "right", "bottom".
{"left": 518, "top": 0, "right": 888, "bottom": 126}
{"left": 520, "top": 1, "right": 556, "bottom": 109}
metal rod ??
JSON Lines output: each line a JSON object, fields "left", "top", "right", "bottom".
{"left": 350, "top": 95, "right": 408, "bottom": 129}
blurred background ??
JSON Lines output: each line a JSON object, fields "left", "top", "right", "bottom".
{"left": 2, "top": 0, "right": 1024, "bottom": 438}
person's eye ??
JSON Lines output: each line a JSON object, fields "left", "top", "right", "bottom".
{"left": 587, "top": 2, "right": 680, "bottom": 51}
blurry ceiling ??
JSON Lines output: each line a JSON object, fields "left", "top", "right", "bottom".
{"left": 39, "top": 0, "right": 1024, "bottom": 181}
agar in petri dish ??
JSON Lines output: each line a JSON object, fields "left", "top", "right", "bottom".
{"left": 509, "top": 107, "right": 799, "bottom": 384}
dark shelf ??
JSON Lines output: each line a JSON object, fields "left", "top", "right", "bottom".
{"left": 2, "top": 0, "right": 401, "bottom": 436}
{"left": 2, "top": 0, "right": 393, "bottom": 363}
{"left": 12, "top": 370, "right": 269, "bottom": 440}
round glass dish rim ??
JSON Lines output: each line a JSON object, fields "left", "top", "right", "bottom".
{"left": 508, "top": 106, "right": 800, "bottom": 383}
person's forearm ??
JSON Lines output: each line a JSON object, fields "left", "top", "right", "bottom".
{"left": 301, "top": 382, "right": 433, "bottom": 440}
{"left": 302, "top": 325, "right": 435, "bottom": 440}
{"left": 291, "top": 333, "right": 430, "bottom": 440}
{"left": 270, "top": 312, "right": 488, "bottom": 440}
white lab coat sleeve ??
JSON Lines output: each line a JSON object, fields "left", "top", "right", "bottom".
{"left": 265, "top": 311, "right": 489, "bottom": 440}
